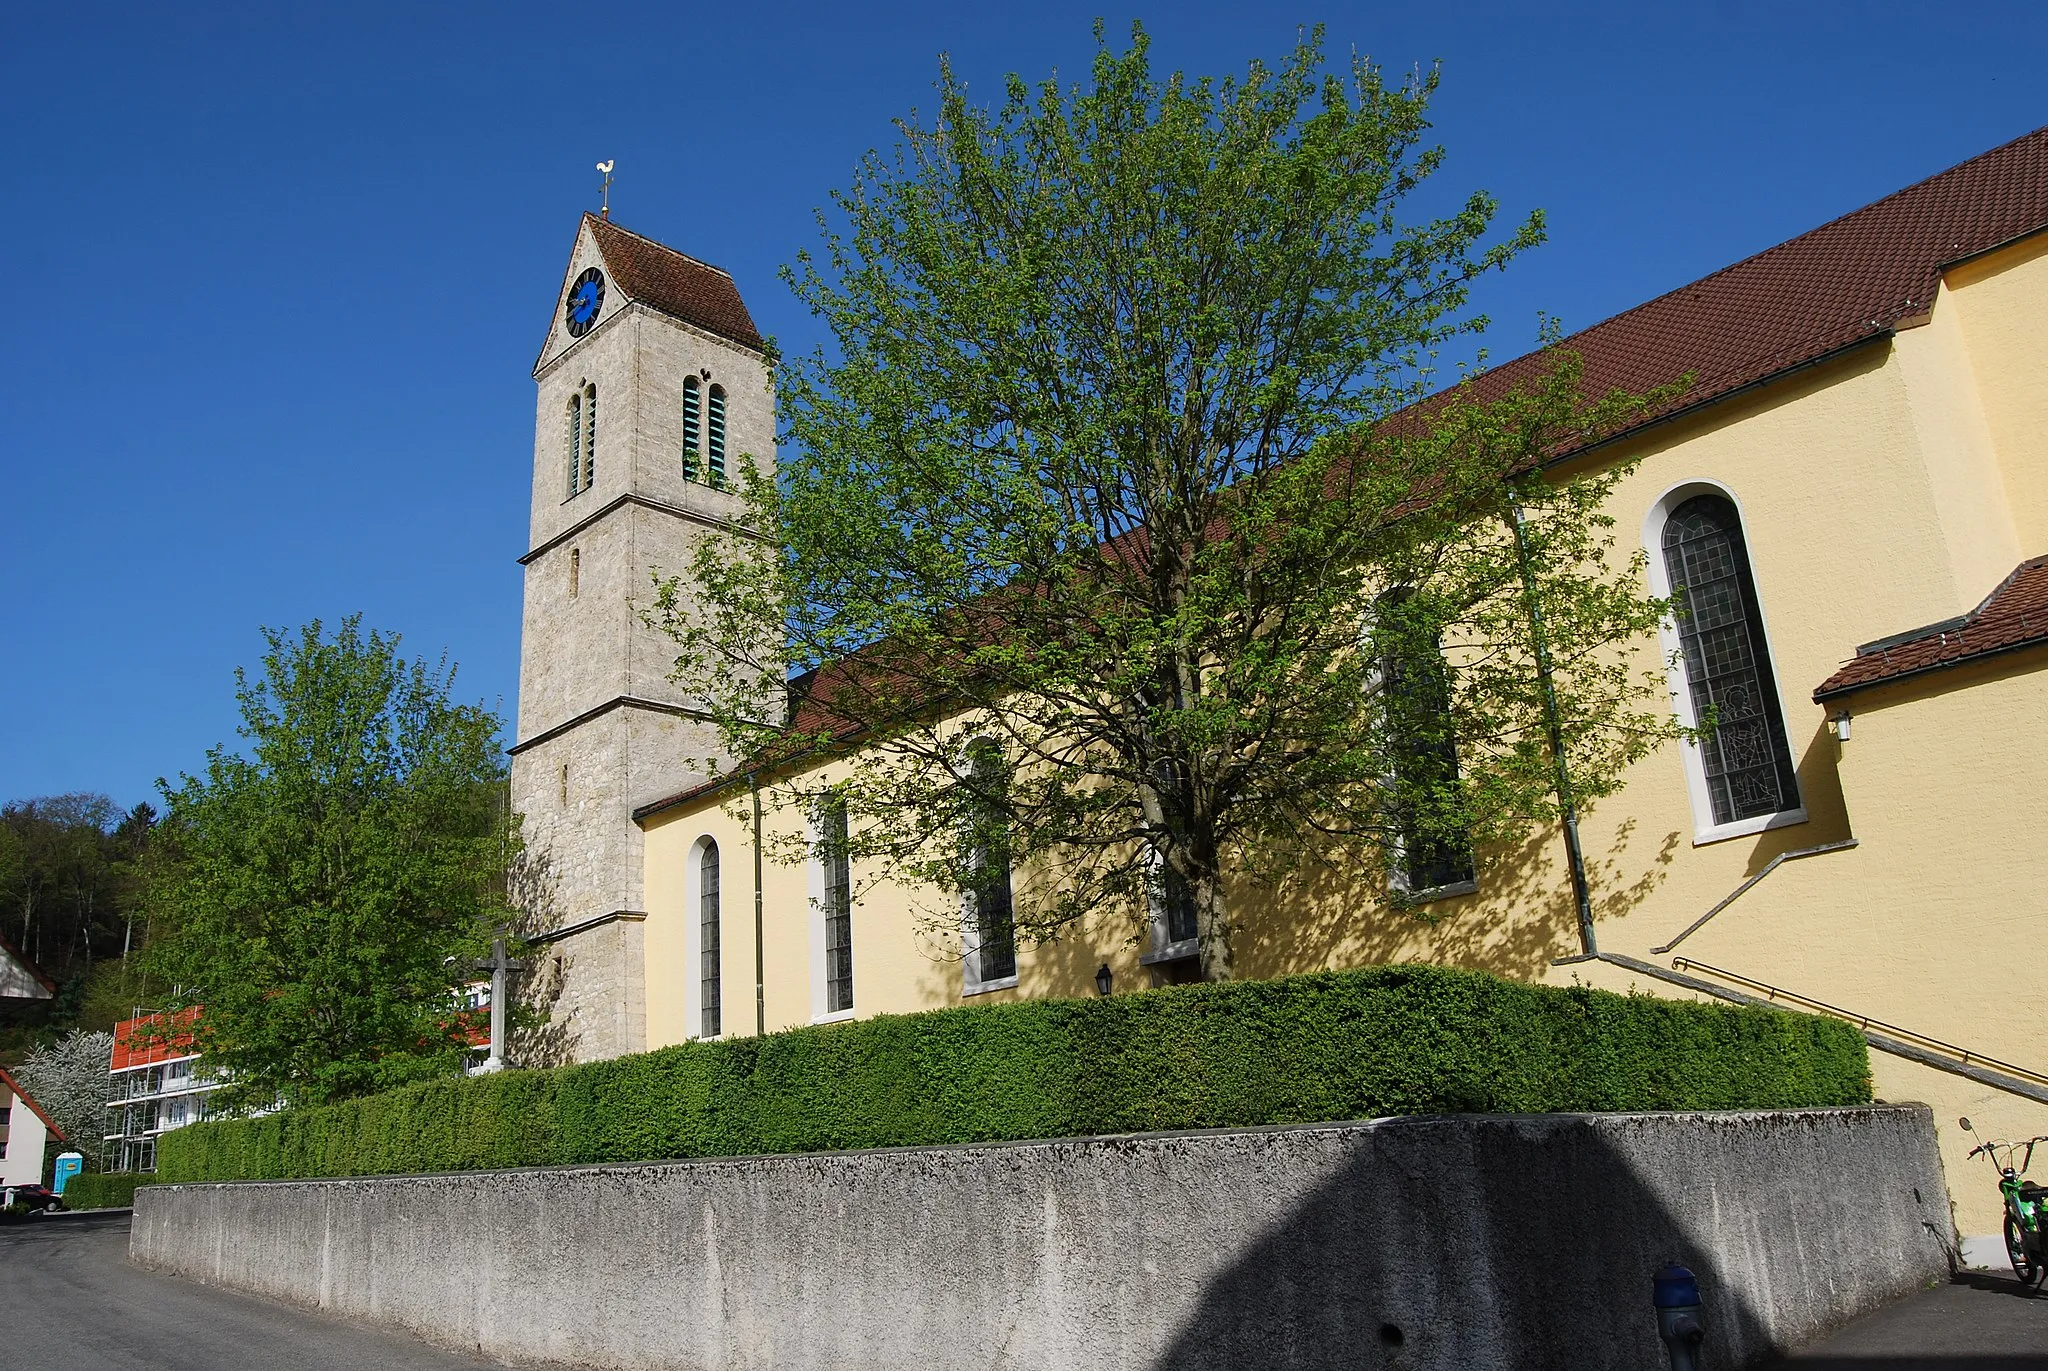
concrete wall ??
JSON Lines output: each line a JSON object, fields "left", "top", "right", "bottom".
{"left": 133, "top": 1106, "right": 1949, "bottom": 1371}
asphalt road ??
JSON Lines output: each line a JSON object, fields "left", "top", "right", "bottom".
{"left": 0, "top": 1211, "right": 507, "bottom": 1370}
{"left": 1759, "top": 1270, "right": 2048, "bottom": 1369}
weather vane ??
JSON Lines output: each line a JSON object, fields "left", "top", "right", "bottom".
{"left": 596, "top": 159, "right": 615, "bottom": 220}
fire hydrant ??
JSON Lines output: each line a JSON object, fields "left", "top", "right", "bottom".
{"left": 1653, "top": 1264, "right": 1706, "bottom": 1371}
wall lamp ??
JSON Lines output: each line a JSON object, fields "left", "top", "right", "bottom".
{"left": 1829, "top": 711, "right": 1852, "bottom": 742}
{"left": 1094, "top": 963, "right": 1114, "bottom": 997}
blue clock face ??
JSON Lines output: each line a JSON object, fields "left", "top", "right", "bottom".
{"left": 565, "top": 267, "right": 606, "bottom": 337}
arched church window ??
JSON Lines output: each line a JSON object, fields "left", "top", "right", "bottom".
{"left": 699, "top": 839, "right": 722, "bottom": 1039}
{"left": 1376, "top": 589, "right": 1475, "bottom": 896}
{"left": 1661, "top": 494, "right": 1800, "bottom": 825}
{"left": 707, "top": 385, "right": 727, "bottom": 486}
{"left": 820, "top": 797, "right": 853, "bottom": 1013}
{"left": 962, "top": 741, "right": 1016, "bottom": 989}
{"left": 682, "top": 376, "right": 702, "bottom": 481}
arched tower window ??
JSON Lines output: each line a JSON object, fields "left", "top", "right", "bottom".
{"left": 565, "top": 393, "right": 583, "bottom": 496}
{"left": 707, "top": 384, "right": 727, "bottom": 486}
{"left": 698, "top": 839, "right": 721, "bottom": 1039}
{"left": 565, "top": 383, "right": 597, "bottom": 496}
{"left": 962, "top": 741, "right": 1017, "bottom": 990}
{"left": 569, "top": 547, "right": 580, "bottom": 598}
{"left": 1661, "top": 494, "right": 1800, "bottom": 826}
{"left": 682, "top": 376, "right": 702, "bottom": 482}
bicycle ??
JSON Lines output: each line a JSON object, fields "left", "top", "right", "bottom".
{"left": 1959, "top": 1116, "right": 2048, "bottom": 1287}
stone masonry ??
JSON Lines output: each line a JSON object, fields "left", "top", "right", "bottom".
{"left": 509, "top": 215, "right": 773, "bottom": 1062}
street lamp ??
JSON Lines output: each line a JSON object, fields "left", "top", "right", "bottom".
{"left": 1094, "top": 963, "right": 1113, "bottom": 997}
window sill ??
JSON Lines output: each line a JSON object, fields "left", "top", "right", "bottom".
{"left": 1396, "top": 877, "right": 1478, "bottom": 905}
{"left": 811, "top": 1008, "right": 855, "bottom": 1026}
{"left": 1692, "top": 807, "right": 1808, "bottom": 848}
{"left": 1140, "top": 938, "right": 1199, "bottom": 967}
{"left": 962, "top": 975, "right": 1019, "bottom": 998}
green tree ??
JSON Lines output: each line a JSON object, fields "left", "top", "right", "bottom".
{"left": 146, "top": 618, "right": 514, "bottom": 1109}
{"left": 16, "top": 1029, "right": 115, "bottom": 1169}
{"left": 651, "top": 26, "right": 1678, "bottom": 980}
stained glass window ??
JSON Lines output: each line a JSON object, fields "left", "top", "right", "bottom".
{"left": 822, "top": 799, "right": 854, "bottom": 1012}
{"left": 967, "top": 744, "right": 1016, "bottom": 984}
{"left": 1662, "top": 495, "right": 1800, "bottom": 825}
{"left": 1379, "top": 594, "right": 1475, "bottom": 894}
{"left": 699, "top": 840, "right": 721, "bottom": 1039}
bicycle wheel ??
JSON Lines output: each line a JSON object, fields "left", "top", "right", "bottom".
{"left": 2005, "top": 1215, "right": 2043, "bottom": 1286}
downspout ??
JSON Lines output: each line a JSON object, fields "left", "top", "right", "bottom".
{"left": 751, "top": 774, "right": 766, "bottom": 1037}
{"left": 1508, "top": 495, "right": 1597, "bottom": 956}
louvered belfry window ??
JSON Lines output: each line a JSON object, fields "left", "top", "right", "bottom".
{"left": 1662, "top": 494, "right": 1800, "bottom": 824}
{"left": 566, "top": 384, "right": 597, "bottom": 496}
{"left": 565, "top": 393, "right": 584, "bottom": 496}
{"left": 707, "top": 385, "right": 727, "bottom": 486}
{"left": 699, "top": 840, "right": 721, "bottom": 1039}
{"left": 682, "top": 376, "right": 702, "bottom": 481}
{"left": 821, "top": 798, "right": 854, "bottom": 1012}
{"left": 581, "top": 384, "right": 597, "bottom": 490}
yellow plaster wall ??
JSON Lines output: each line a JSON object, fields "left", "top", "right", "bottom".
{"left": 1945, "top": 231, "right": 2048, "bottom": 552}
{"left": 634, "top": 233, "right": 2048, "bottom": 1233}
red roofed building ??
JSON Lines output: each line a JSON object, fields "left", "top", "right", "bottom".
{"left": 107, "top": 1009, "right": 221, "bottom": 1173}
{"left": 509, "top": 129, "right": 2048, "bottom": 1235}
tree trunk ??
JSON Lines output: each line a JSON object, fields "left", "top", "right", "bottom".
{"left": 1193, "top": 863, "right": 1233, "bottom": 981}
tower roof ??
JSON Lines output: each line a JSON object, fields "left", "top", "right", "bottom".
{"left": 584, "top": 213, "right": 765, "bottom": 352}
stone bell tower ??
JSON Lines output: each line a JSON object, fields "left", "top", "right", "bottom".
{"left": 510, "top": 213, "right": 772, "bottom": 1061}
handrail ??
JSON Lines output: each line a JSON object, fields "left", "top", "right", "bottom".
{"left": 1670, "top": 956, "right": 2048, "bottom": 1090}
{"left": 1651, "top": 839, "right": 1859, "bottom": 953}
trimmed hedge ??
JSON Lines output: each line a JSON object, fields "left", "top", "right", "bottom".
{"left": 62, "top": 1172, "right": 153, "bottom": 1209}
{"left": 157, "top": 965, "right": 1871, "bottom": 1184}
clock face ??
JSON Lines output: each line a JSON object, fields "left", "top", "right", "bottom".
{"left": 564, "top": 267, "right": 606, "bottom": 337}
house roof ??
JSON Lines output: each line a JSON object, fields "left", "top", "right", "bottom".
{"left": 111, "top": 1008, "right": 201, "bottom": 1073}
{"left": 0, "top": 930, "right": 57, "bottom": 998}
{"left": 1814, "top": 554, "right": 2048, "bottom": 701}
{"left": 585, "top": 214, "right": 765, "bottom": 352}
{"left": 633, "top": 126, "right": 2048, "bottom": 822}
{"left": 0, "top": 1063, "right": 66, "bottom": 1143}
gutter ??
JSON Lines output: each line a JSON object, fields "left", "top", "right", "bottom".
{"left": 1813, "top": 635, "right": 2048, "bottom": 703}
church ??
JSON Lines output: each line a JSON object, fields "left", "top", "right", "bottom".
{"left": 511, "top": 129, "right": 2048, "bottom": 1232}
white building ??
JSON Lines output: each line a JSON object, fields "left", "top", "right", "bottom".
{"left": 105, "top": 1010, "right": 222, "bottom": 1174}
{"left": 0, "top": 1063, "right": 62, "bottom": 1188}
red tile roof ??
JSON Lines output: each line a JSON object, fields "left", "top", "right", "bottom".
{"left": 111, "top": 1008, "right": 201, "bottom": 1072}
{"left": 1814, "top": 555, "right": 2048, "bottom": 700}
{"left": 1467, "top": 126, "right": 2048, "bottom": 442}
{"left": 633, "top": 126, "right": 2048, "bottom": 820}
{"left": 0, "top": 1063, "right": 66, "bottom": 1143}
{"left": 585, "top": 214, "right": 764, "bottom": 352}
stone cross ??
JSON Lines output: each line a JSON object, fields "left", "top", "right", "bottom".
{"left": 472, "top": 934, "right": 529, "bottom": 1074}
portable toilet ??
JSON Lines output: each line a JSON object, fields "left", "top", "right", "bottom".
{"left": 52, "top": 1151, "right": 84, "bottom": 1195}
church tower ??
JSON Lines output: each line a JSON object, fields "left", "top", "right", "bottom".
{"left": 510, "top": 214, "right": 772, "bottom": 1061}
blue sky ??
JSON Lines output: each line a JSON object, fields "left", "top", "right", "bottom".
{"left": 2, "top": 2, "right": 2043, "bottom": 812}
